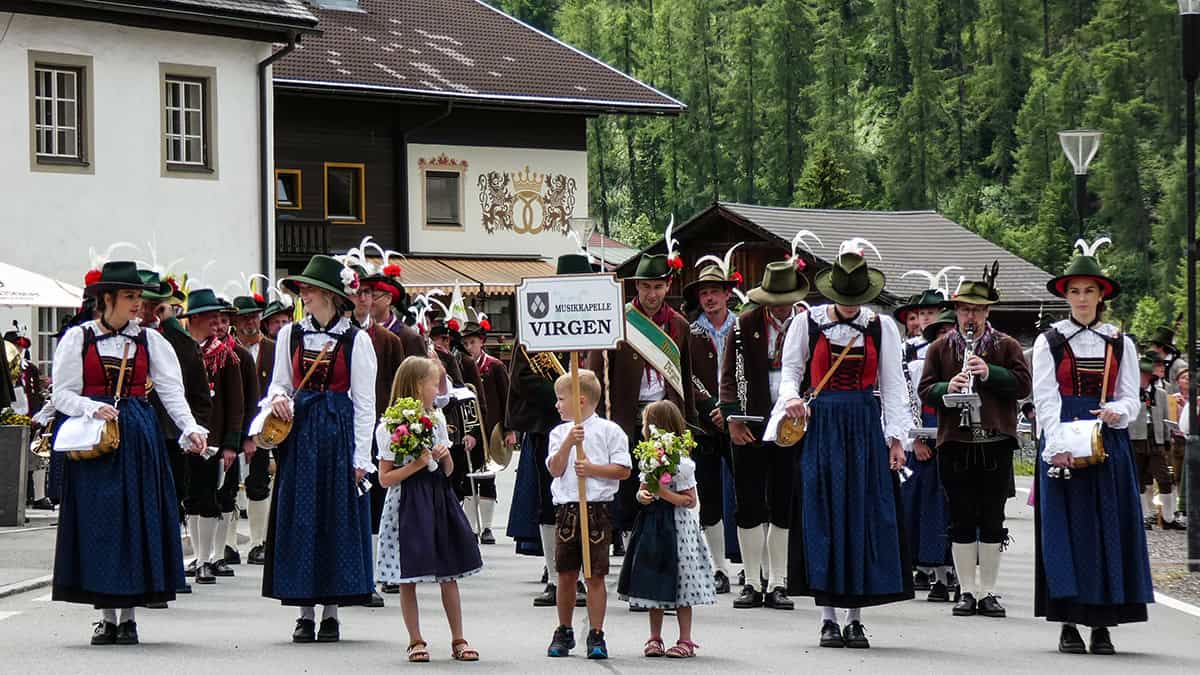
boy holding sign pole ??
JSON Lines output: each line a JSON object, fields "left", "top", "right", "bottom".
{"left": 545, "top": 368, "right": 631, "bottom": 659}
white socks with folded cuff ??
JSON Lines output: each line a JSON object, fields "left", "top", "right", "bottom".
{"left": 704, "top": 523, "right": 732, "bottom": 576}
{"left": 737, "top": 526, "right": 767, "bottom": 592}
{"left": 213, "top": 514, "right": 230, "bottom": 562}
{"left": 1141, "top": 490, "right": 1157, "bottom": 520}
{"left": 952, "top": 542, "right": 979, "bottom": 596}
{"left": 820, "top": 607, "right": 861, "bottom": 623}
{"left": 248, "top": 498, "right": 270, "bottom": 548}
{"left": 31, "top": 469, "right": 46, "bottom": 501}
{"left": 766, "top": 525, "right": 789, "bottom": 591}
{"left": 1164, "top": 493, "right": 1178, "bottom": 522}
{"left": 540, "top": 524, "right": 557, "bottom": 579}
{"left": 463, "top": 496, "right": 480, "bottom": 534}
{"left": 978, "top": 543, "right": 1002, "bottom": 596}
{"left": 480, "top": 498, "right": 495, "bottom": 532}
{"left": 194, "top": 516, "right": 218, "bottom": 566}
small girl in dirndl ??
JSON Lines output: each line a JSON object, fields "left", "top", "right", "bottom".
{"left": 375, "top": 357, "right": 483, "bottom": 663}
{"left": 618, "top": 400, "right": 716, "bottom": 658}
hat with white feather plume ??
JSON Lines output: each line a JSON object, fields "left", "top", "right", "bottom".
{"left": 1047, "top": 237, "right": 1120, "bottom": 299}
{"left": 814, "top": 238, "right": 887, "bottom": 305}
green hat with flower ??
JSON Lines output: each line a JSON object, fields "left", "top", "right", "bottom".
{"left": 282, "top": 254, "right": 359, "bottom": 309}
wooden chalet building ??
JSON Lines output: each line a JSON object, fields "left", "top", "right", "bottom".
{"left": 270, "top": 0, "right": 683, "bottom": 335}
{"left": 616, "top": 202, "right": 1067, "bottom": 344}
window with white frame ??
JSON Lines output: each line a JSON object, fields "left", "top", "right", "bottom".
{"left": 33, "top": 65, "right": 84, "bottom": 161}
{"left": 164, "top": 76, "right": 208, "bottom": 167}
{"left": 35, "top": 307, "right": 73, "bottom": 375}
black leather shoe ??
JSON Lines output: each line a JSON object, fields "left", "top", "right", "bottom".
{"left": 364, "top": 591, "right": 384, "bottom": 608}
{"left": 977, "top": 594, "right": 1006, "bottom": 617}
{"left": 381, "top": 582, "right": 400, "bottom": 594}
{"left": 293, "top": 618, "right": 316, "bottom": 643}
{"left": 210, "top": 560, "right": 235, "bottom": 577}
{"left": 575, "top": 580, "right": 587, "bottom": 607}
{"left": 247, "top": 545, "right": 266, "bottom": 565}
{"left": 1163, "top": 519, "right": 1187, "bottom": 531}
{"left": 480, "top": 528, "right": 496, "bottom": 544}
{"left": 819, "top": 620, "right": 844, "bottom": 648}
{"left": 926, "top": 581, "right": 950, "bottom": 602}
{"left": 764, "top": 587, "right": 794, "bottom": 610}
{"left": 737, "top": 569, "right": 746, "bottom": 586}
{"left": 1089, "top": 627, "right": 1115, "bottom": 655}
{"left": 115, "top": 621, "right": 139, "bottom": 645}
{"left": 1058, "top": 624, "right": 1086, "bottom": 654}
{"left": 184, "top": 560, "right": 197, "bottom": 577}
{"left": 146, "top": 601, "right": 168, "bottom": 609}
{"left": 195, "top": 562, "right": 216, "bottom": 585}
{"left": 317, "top": 617, "right": 340, "bottom": 642}
{"left": 223, "top": 545, "right": 241, "bottom": 565}
{"left": 843, "top": 621, "right": 870, "bottom": 648}
{"left": 714, "top": 570, "right": 731, "bottom": 595}
{"left": 952, "top": 592, "right": 977, "bottom": 616}
{"left": 91, "top": 621, "right": 117, "bottom": 645}
{"left": 30, "top": 497, "right": 55, "bottom": 510}
{"left": 1144, "top": 517, "right": 1155, "bottom": 530}
{"left": 733, "top": 586, "right": 763, "bottom": 609}
{"left": 533, "top": 583, "right": 557, "bottom": 607}
{"left": 540, "top": 566, "right": 549, "bottom": 584}
{"left": 612, "top": 536, "right": 626, "bottom": 557}
{"left": 913, "top": 570, "right": 931, "bottom": 591}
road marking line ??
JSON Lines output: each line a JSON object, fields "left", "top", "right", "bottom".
{"left": 32, "top": 593, "right": 52, "bottom": 602}
{"left": 1156, "top": 591, "right": 1200, "bottom": 618}
{"left": 0, "top": 575, "right": 53, "bottom": 599}
{"left": 0, "top": 612, "right": 21, "bottom": 622}
{"left": 0, "top": 525, "right": 57, "bottom": 536}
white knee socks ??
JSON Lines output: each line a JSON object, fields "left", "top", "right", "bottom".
{"left": 479, "top": 498, "right": 495, "bottom": 531}
{"left": 248, "top": 498, "right": 270, "bottom": 548}
{"left": 194, "top": 516, "right": 218, "bottom": 565}
{"left": 822, "top": 606, "right": 836, "bottom": 622}
{"left": 934, "top": 566, "right": 951, "bottom": 585}
{"left": 737, "top": 526, "right": 767, "bottom": 592}
{"left": 1164, "top": 493, "right": 1178, "bottom": 522}
{"left": 766, "top": 525, "right": 789, "bottom": 590}
{"left": 978, "top": 543, "right": 1002, "bottom": 596}
{"left": 1140, "top": 490, "right": 1156, "bottom": 520}
{"left": 101, "top": 609, "right": 117, "bottom": 624}
{"left": 703, "top": 523, "right": 731, "bottom": 576}
{"left": 31, "top": 468, "right": 46, "bottom": 501}
{"left": 846, "top": 607, "right": 861, "bottom": 623}
{"left": 952, "top": 542, "right": 979, "bottom": 596}
{"left": 463, "top": 496, "right": 480, "bottom": 534}
{"left": 540, "top": 524, "right": 557, "bottom": 578}
{"left": 186, "top": 515, "right": 199, "bottom": 560}
{"left": 212, "top": 514, "right": 230, "bottom": 562}
{"left": 119, "top": 607, "right": 135, "bottom": 623}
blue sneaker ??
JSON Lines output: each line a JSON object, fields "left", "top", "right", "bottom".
{"left": 586, "top": 629, "right": 608, "bottom": 660}
{"left": 547, "top": 625, "right": 575, "bottom": 657}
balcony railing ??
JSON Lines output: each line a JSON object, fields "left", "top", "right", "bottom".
{"left": 276, "top": 216, "right": 330, "bottom": 262}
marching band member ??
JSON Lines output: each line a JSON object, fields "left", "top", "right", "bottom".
{"left": 215, "top": 299, "right": 259, "bottom": 567}
{"left": 1131, "top": 353, "right": 1177, "bottom": 529}
{"left": 767, "top": 239, "right": 914, "bottom": 649}
{"left": 1147, "top": 325, "right": 1189, "bottom": 527}
{"left": 1031, "top": 239, "right": 1153, "bottom": 655}
{"left": 919, "top": 264, "right": 1031, "bottom": 619}
{"left": 52, "top": 260, "right": 207, "bottom": 645}
{"left": 462, "top": 314, "right": 510, "bottom": 544}
{"left": 261, "top": 255, "right": 376, "bottom": 643}
{"left": 231, "top": 293, "right": 277, "bottom": 565}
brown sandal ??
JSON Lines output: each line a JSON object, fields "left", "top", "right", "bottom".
{"left": 451, "top": 638, "right": 479, "bottom": 662}
{"left": 665, "top": 639, "right": 698, "bottom": 658}
{"left": 407, "top": 640, "right": 430, "bottom": 662}
{"left": 643, "top": 637, "right": 666, "bottom": 657}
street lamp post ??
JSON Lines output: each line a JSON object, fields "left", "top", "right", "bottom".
{"left": 1180, "top": 0, "right": 1200, "bottom": 573}
{"left": 1058, "top": 130, "right": 1103, "bottom": 241}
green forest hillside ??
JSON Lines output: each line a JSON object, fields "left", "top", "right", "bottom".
{"left": 491, "top": 0, "right": 1193, "bottom": 334}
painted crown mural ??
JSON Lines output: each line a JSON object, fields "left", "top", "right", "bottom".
{"left": 478, "top": 165, "right": 577, "bottom": 235}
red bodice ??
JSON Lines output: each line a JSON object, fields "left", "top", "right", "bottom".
{"left": 809, "top": 332, "right": 878, "bottom": 392}
{"left": 291, "top": 340, "right": 351, "bottom": 392}
{"left": 1055, "top": 342, "right": 1119, "bottom": 399}
{"left": 81, "top": 332, "right": 149, "bottom": 398}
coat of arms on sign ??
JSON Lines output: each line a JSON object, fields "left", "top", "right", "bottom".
{"left": 478, "top": 166, "right": 577, "bottom": 235}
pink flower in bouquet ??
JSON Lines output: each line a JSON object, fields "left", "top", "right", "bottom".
{"left": 658, "top": 473, "right": 672, "bottom": 487}
{"left": 392, "top": 424, "right": 409, "bottom": 439}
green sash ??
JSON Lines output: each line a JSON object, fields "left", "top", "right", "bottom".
{"left": 624, "top": 303, "right": 684, "bottom": 398}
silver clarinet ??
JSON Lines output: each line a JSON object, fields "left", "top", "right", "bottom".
{"left": 942, "top": 328, "right": 983, "bottom": 430}
{"left": 905, "top": 348, "right": 937, "bottom": 440}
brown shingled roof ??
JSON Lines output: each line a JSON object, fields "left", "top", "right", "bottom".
{"left": 274, "top": 0, "right": 685, "bottom": 114}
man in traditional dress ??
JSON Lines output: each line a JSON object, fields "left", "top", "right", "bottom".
{"left": 720, "top": 259, "right": 808, "bottom": 611}
{"left": 462, "top": 316, "right": 511, "bottom": 545}
{"left": 919, "top": 264, "right": 1031, "bottom": 619}
{"left": 429, "top": 318, "right": 488, "bottom": 519}
{"left": 1148, "top": 325, "right": 1189, "bottom": 525}
{"left": 180, "top": 288, "right": 244, "bottom": 586}
{"left": 588, "top": 249, "right": 696, "bottom": 550}
{"left": 683, "top": 257, "right": 740, "bottom": 594}
{"left": 1132, "top": 353, "right": 1180, "bottom": 529}
{"left": 229, "top": 294, "right": 276, "bottom": 565}
{"left": 215, "top": 300, "right": 258, "bottom": 568}
{"left": 363, "top": 264, "right": 426, "bottom": 356}
{"left": 508, "top": 254, "right": 592, "bottom": 607}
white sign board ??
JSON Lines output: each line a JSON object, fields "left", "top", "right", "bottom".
{"left": 516, "top": 274, "right": 625, "bottom": 353}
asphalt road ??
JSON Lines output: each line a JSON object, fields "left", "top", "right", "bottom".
{"left": 1, "top": 471, "right": 1198, "bottom": 674}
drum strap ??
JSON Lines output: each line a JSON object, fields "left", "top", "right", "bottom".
{"left": 113, "top": 342, "right": 131, "bottom": 407}
{"left": 1099, "top": 342, "right": 1113, "bottom": 403}
{"left": 810, "top": 340, "right": 856, "bottom": 402}
{"left": 295, "top": 343, "right": 332, "bottom": 391}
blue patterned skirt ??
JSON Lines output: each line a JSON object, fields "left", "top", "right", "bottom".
{"left": 376, "top": 462, "right": 483, "bottom": 583}
{"left": 787, "top": 390, "right": 913, "bottom": 608}
{"left": 52, "top": 398, "right": 185, "bottom": 608}
{"left": 1034, "top": 396, "right": 1154, "bottom": 626}
{"left": 902, "top": 412, "right": 951, "bottom": 567}
{"left": 262, "top": 390, "right": 373, "bottom": 606}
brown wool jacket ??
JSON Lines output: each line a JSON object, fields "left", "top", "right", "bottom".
{"left": 688, "top": 321, "right": 723, "bottom": 436}
{"left": 233, "top": 344, "right": 259, "bottom": 445}
{"left": 476, "top": 351, "right": 510, "bottom": 434}
{"left": 367, "top": 323, "right": 407, "bottom": 418}
{"left": 918, "top": 328, "right": 1032, "bottom": 446}
{"left": 718, "top": 306, "right": 779, "bottom": 422}
{"left": 205, "top": 342, "right": 245, "bottom": 451}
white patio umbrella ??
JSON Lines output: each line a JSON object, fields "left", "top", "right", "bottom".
{"left": 0, "top": 261, "right": 84, "bottom": 308}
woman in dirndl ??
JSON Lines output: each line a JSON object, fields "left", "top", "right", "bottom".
{"left": 261, "top": 254, "right": 377, "bottom": 643}
{"left": 766, "top": 239, "right": 914, "bottom": 650}
{"left": 51, "top": 261, "right": 208, "bottom": 646}
{"left": 1031, "top": 239, "right": 1153, "bottom": 655}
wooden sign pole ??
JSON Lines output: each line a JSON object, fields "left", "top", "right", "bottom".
{"left": 570, "top": 351, "right": 592, "bottom": 580}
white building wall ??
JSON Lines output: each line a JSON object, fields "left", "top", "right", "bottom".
{"left": 406, "top": 142, "right": 589, "bottom": 259}
{"left": 0, "top": 14, "right": 271, "bottom": 301}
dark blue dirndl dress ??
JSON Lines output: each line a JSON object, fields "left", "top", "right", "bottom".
{"left": 507, "top": 432, "right": 546, "bottom": 556}
{"left": 262, "top": 325, "right": 373, "bottom": 606}
{"left": 52, "top": 327, "right": 186, "bottom": 608}
{"left": 786, "top": 328, "right": 913, "bottom": 608}
{"left": 902, "top": 410, "right": 952, "bottom": 567}
{"left": 1035, "top": 395, "right": 1154, "bottom": 626}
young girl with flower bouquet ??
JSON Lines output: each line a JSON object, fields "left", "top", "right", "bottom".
{"left": 617, "top": 400, "right": 716, "bottom": 658}
{"left": 374, "top": 357, "right": 482, "bottom": 663}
